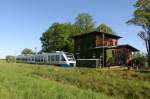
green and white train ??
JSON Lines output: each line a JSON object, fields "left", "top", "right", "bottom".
{"left": 16, "top": 51, "right": 76, "bottom": 67}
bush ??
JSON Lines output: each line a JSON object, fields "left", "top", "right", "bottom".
{"left": 6, "top": 56, "right": 16, "bottom": 63}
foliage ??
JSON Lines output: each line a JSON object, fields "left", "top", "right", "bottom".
{"left": 0, "top": 63, "right": 111, "bottom": 99}
{"left": 39, "top": 66, "right": 150, "bottom": 99}
{"left": 5, "top": 56, "right": 16, "bottom": 63}
{"left": 132, "top": 52, "right": 148, "bottom": 68}
{"left": 74, "top": 13, "right": 95, "bottom": 34}
{"left": 135, "top": 57, "right": 147, "bottom": 67}
{"left": 133, "top": 52, "right": 147, "bottom": 63}
{"left": 132, "top": 52, "right": 146, "bottom": 58}
{"left": 40, "top": 22, "right": 75, "bottom": 52}
{"left": 106, "top": 49, "right": 114, "bottom": 65}
{"left": 21, "top": 48, "right": 34, "bottom": 55}
{"left": 127, "top": 0, "right": 150, "bottom": 66}
{"left": 40, "top": 13, "right": 116, "bottom": 53}
{"left": 97, "top": 24, "right": 116, "bottom": 35}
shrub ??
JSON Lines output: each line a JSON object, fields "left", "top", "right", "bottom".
{"left": 5, "top": 56, "right": 16, "bottom": 63}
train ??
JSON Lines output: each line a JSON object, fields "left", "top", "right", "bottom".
{"left": 16, "top": 51, "right": 76, "bottom": 67}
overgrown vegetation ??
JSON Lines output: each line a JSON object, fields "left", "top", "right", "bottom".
{"left": 32, "top": 65, "right": 150, "bottom": 99}
{"left": 132, "top": 52, "right": 148, "bottom": 68}
{"left": 127, "top": 0, "right": 150, "bottom": 66}
{"left": 21, "top": 48, "right": 35, "bottom": 55}
{"left": 0, "top": 63, "right": 110, "bottom": 99}
{"left": 0, "top": 63, "right": 149, "bottom": 99}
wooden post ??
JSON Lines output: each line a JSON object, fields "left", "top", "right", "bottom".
{"left": 103, "top": 33, "right": 105, "bottom": 67}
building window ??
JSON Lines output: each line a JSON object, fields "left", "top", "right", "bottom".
{"left": 76, "top": 52, "right": 80, "bottom": 59}
{"left": 93, "top": 53, "right": 96, "bottom": 59}
{"left": 115, "top": 41, "right": 117, "bottom": 45}
{"left": 104, "top": 42, "right": 107, "bottom": 46}
{"left": 77, "top": 45, "right": 80, "bottom": 51}
{"left": 110, "top": 40, "right": 113, "bottom": 46}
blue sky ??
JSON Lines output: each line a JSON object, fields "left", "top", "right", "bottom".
{"left": 0, "top": 0, "right": 146, "bottom": 58}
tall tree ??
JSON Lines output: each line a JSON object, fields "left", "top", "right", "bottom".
{"left": 127, "top": 0, "right": 150, "bottom": 66}
{"left": 97, "top": 24, "right": 116, "bottom": 35}
{"left": 40, "top": 22, "right": 75, "bottom": 52}
{"left": 74, "top": 13, "right": 95, "bottom": 34}
{"left": 21, "top": 48, "right": 34, "bottom": 54}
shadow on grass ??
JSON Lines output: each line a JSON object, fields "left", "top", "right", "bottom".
{"left": 138, "top": 70, "right": 150, "bottom": 74}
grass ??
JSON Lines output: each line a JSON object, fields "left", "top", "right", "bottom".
{"left": 0, "top": 63, "right": 150, "bottom": 99}
{"left": 0, "top": 63, "right": 111, "bottom": 99}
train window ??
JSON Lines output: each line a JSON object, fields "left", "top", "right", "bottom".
{"left": 40, "top": 56, "right": 42, "bottom": 62}
{"left": 41, "top": 56, "right": 44, "bottom": 62}
{"left": 61, "top": 55, "right": 66, "bottom": 61}
{"left": 48, "top": 56, "right": 51, "bottom": 61}
{"left": 56, "top": 55, "right": 59, "bottom": 61}
{"left": 41, "top": 56, "right": 43, "bottom": 62}
{"left": 37, "top": 57, "right": 39, "bottom": 62}
{"left": 28, "top": 57, "right": 30, "bottom": 61}
{"left": 32, "top": 57, "right": 34, "bottom": 61}
{"left": 27, "top": 57, "right": 29, "bottom": 61}
{"left": 37, "top": 56, "right": 40, "bottom": 62}
{"left": 51, "top": 55, "right": 55, "bottom": 61}
{"left": 39, "top": 56, "right": 41, "bottom": 62}
{"left": 65, "top": 53, "right": 75, "bottom": 61}
{"left": 35, "top": 57, "right": 37, "bottom": 62}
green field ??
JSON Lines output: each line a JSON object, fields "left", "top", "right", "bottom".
{"left": 0, "top": 63, "right": 149, "bottom": 99}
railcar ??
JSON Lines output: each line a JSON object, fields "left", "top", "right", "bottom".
{"left": 16, "top": 51, "right": 76, "bottom": 67}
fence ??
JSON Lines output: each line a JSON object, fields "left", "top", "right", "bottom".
{"left": 76, "top": 59, "right": 102, "bottom": 68}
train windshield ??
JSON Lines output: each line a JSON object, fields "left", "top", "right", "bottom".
{"left": 65, "top": 52, "right": 75, "bottom": 61}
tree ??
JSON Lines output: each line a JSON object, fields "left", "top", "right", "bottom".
{"left": 132, "top": 52, "right": 146, "bottom": 59}
{"left": 40, "top": 13, "right": 96, "bottom": 53}
{"left": 127, "top": 0, "right": 150, "bottom": 66}
{"left": 40, "top": 22, "right": 75, "bottom": 52}
{"left": 6, "top": 56, "right": 16, "bottom": 63}
{"left": 74, "top": 13, "right": 95, "bottom": 34}
{"left": 21, "top": 48, "right": 34, "bottom": 54}
{"left": 40, "top": 13, "right": 118, "bottom": 54}
{"left": 132, "top": 52, "right": 148, "bottom": 67}
{"left": 96, "top": 24, "right": 116, "bottom": 35}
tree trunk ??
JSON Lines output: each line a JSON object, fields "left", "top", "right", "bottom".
{"left": 148, "top": 53, "right": 150, "bottom": 67}
{"left": 148, "top": 39, "right": 150, "bottom": 67}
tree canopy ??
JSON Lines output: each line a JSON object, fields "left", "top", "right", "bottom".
{"left": 40, "top": 13, "right": 116, "bottom": 53}
{"left": 74, "top": 13, "right": 95, "bottom": 34}
{"left": 127, "top": 0, "right": 150, "bottom": 66}
{"left": 21, "top": 48, "right": 34, "bottom": 55}
{"left": 96, "top": 24, "right": 116, "bottom": 35}
{"left": 40, "top": 22, "right": 74, "bottom": 52}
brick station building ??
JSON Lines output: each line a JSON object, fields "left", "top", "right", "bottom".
{"left": 72, "top": 31, "right": 139, "bottom": 67}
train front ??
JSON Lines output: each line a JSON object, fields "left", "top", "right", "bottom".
{"left": 64, "top": 52, "right": 76, "bottom": 67}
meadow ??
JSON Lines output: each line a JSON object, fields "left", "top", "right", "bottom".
{"left": 0, "top": 63, "right": 149, "bottom": 99}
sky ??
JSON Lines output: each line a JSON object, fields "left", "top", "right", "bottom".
{"left": 0, "top": 0, "right": 146, "bottom": 58}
